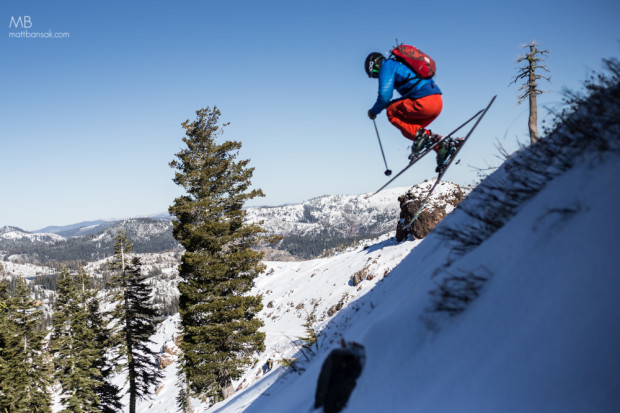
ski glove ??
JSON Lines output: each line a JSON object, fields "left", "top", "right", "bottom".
{"left": 368, "top": 110, "right": 376, "bottom": 120}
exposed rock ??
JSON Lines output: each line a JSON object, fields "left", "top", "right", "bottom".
{"left": 158, "top": 336, "right": 181, "bottom": 369}
{"left": 261, "top": 358, "right": 274, "bottom": 375}
{"left": 396, "top": 181, "right": 466, "bottom": 241}
{"left": 315, "top": 340, "right": 366, "bottom": 413}
{"left": 327, "top": 304, "right": 340, "bottom": 317}
{"left": 350, "top": 265, "right": 371, "bottom": 286}
{"left": 222, "top": 384, "right": 235, "bottom": 400}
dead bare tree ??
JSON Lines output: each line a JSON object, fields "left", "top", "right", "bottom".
{"left": 511, "top": 41, "right": 551, "bottom": 144}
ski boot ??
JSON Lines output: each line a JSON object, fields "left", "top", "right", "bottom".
{"left": 435, "top": 137, "right": 465, "bottom": 173}
{"left": 409, "top": 129, "right": 441, "bottom": 162}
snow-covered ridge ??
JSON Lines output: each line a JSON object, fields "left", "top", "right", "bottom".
{"left": 245, "top": 187, "right": 404, "bottom": 235}
{"left": 245, "top": 182, "right": 466, "bottom": 237}
{"left": 0, "top": 218, "right": 171, "bottom": 242}
{"left": 0, "top": 218, "right": 178, "bottom": 264}
{"left": 0, "top": 261, "right": 55, "bottom": 279}
{"left": 2, "top": 183, "right": 468, "bottom": 263}
{"left": 0, "top": 226, "right": 64, "bottom": 243}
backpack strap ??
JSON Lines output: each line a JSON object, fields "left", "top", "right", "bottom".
{"left": 392, "top": 60, "right": 423, "bottom": 95}
{"left": 397, "top": 76, "right": 423, "bottom": 95}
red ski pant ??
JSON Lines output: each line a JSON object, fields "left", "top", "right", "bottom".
{"left": 386, "top": 94, "right": 443, "bottom": 141}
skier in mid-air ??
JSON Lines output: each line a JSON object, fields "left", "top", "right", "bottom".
{"left": 365, "top": 48, "right": 463, "bottom": 172}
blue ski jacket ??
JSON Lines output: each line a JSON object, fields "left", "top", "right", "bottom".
{"left": 369, "top": 58, "right": 442, "bottom": 115}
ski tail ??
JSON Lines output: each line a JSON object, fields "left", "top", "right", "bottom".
{"left": 436, "top": 95, "right": 497, "bottom": 176}
{"left": 365, "top": 106, "right": 486, "bottom": 199}
{"left": 403, "top": 95, "right": 496, "bottom": 231}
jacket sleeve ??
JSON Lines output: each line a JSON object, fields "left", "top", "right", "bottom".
{"left": 369, "top": 60, "right": 396, "bottom": 115}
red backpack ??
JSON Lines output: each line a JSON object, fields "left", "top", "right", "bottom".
{"left": 391, "top": 44, "right": 436, "bottom": 79}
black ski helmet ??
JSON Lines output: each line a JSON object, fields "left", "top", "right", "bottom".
{"left": 365, "top": 52, "right": 385, "bottom": 78}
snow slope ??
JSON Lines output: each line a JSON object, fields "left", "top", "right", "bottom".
{"left": 138, "top": 234, "right": 420, "bottom": 412}
{"left": 188, "top": 152, "right": 620, "bottom": 411}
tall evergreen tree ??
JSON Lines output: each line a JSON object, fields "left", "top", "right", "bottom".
{"left": 169, "top": 106, "right": 267, "bottom": 408}
{"left": 0, "top": 278, "right": 52, "bottom": 412}
{"left": 50, "top": 268, "right": 120, "bottom": 413}
{"left": 90, "top": 287, "right": 123, "bottom": 413}
{"left": 109, "top": 231, "right": 163, "bottom": 413}
{"left": 0, "top": 281, "right": 9, "bottom": 406}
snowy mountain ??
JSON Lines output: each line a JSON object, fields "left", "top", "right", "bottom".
{"left": 1, "top": 183, "right": 467, "bottom": 263}
{"left": 0, "top": 218, "right": 178, "bottom": 264}
{"left": 245, "top": 188, "right": 404, "bottom": 236}
{"left": 0, "top": 226, "right": 64, "bottom": 243}
{"left": 35, "top": 219, "right": 117, "bottom": 238}
{"left": 142, "top": 142, "right": 620, "bottom": 412}
{"left": 246, "top": 182, "right": 466, "bottom": 259}
{"left": 138, "top": 73, "right": 620, "bottom": 412}
{"left": 246, "top": 183, "right": 465, "bottom": 236}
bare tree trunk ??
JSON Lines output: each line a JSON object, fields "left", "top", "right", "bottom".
{"left": 511, "top": 41, "right": 550, "bottom": 145}
{"left": 528, "top": 65, "right": 539, "bottom": 144}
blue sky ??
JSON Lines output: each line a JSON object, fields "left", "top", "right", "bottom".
{"left": 2, "top": 0, "right": 619, "bottom": 230}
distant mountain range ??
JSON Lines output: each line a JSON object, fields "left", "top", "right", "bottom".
{"left": 33, "top": 212, "right": 173, "bottom": 237}
{"left": 1, "top": 183, "right": 466, "bottom": 264}
{"left": 35, "top": 220, "right": 118, "bottom": 238}
{"left": 0, "top": 218, "right": 177, "bottom": 265}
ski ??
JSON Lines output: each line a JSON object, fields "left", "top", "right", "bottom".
{"left": 364, "top": 107, "right": 485, "bottom": 199}
{"left": 402, "top": 95, "right": 497, "bottom": 231}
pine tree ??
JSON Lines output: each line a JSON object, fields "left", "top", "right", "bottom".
{"left": 90, "top": 289, "right": 123, "bottom": 413}
{"left": 50, "top": 268, "right": 120, "bottom": 413}
{"left": 511, "top": 41, "right": 551, "bottom": 144}
{"left": 169, "top": 106, "right": 267, "bottom": 408}
{"left": 0, "top": 282, "right": 9, "bottom": 404}
{"left": 0, "top": 278, "right": 52, "bottom": 412}
{"left": 109, "top": 231, "right": 163, "bottom": 413}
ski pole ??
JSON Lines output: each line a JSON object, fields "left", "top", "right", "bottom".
{"left": 372, "top": 119, "right": 392, "bottom": 176}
